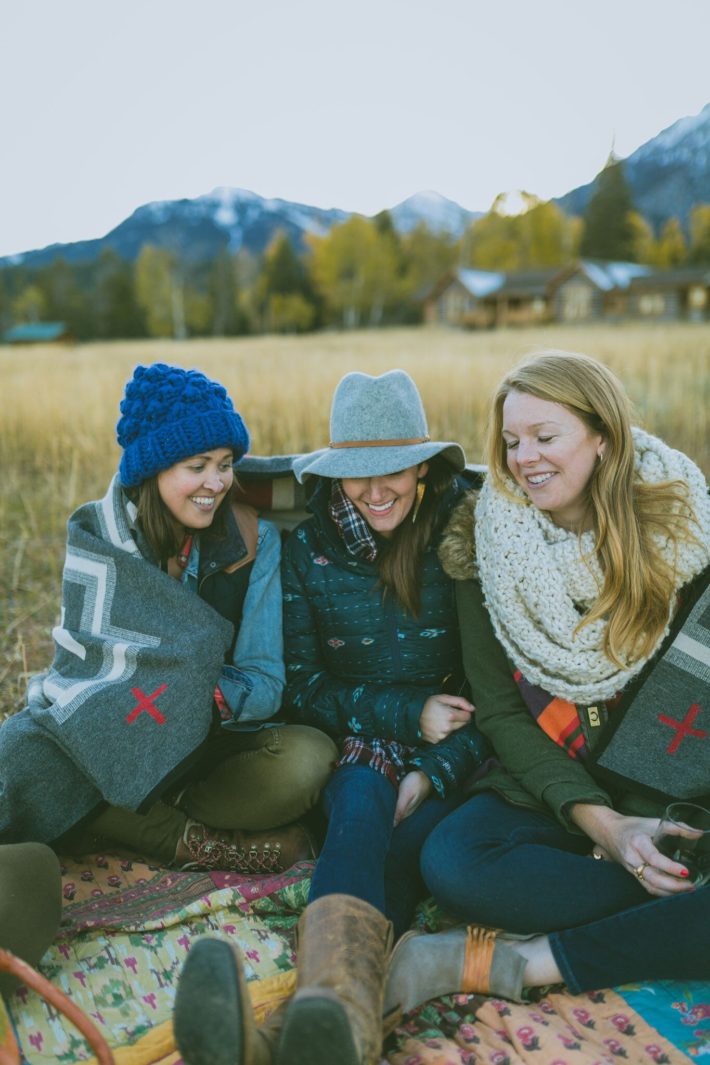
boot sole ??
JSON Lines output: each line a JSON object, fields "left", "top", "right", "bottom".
{"left": 174, "top": 938, "right": 245, "bottom": 1065}
{"left": 278, "top": 994, "right": 360, "bottom": 1065}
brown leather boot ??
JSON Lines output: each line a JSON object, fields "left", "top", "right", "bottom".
{"left": 174, "top": 820, "right": 316, "bottom": 874}
{"left": 174, "top": 938, "right": 284, "bottom": 1065}
{"left": 276, "top": 894, "right": 393, "bottom": 1065}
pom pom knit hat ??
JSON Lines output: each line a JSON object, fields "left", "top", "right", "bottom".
{"left": 116, "top": 363, "right": 250, "bottom": 487}
{"left": 293, "top": 369, "right": 466, "bottom": 482}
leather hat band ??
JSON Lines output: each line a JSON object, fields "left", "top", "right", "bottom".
{"left": 329, "top": 436, "right": 430, "bottom": 449}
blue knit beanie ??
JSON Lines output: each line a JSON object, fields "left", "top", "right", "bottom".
{"left": 116, "top": 363, "right": 250, "bottom": 487}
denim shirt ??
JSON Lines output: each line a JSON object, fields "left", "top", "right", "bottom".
{"left": 181, "top": 519, "right": 285, "bottom": 725}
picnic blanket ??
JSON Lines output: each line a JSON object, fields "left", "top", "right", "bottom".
{"left": 5, "top": 854, "right": 710, "bottom": 1064}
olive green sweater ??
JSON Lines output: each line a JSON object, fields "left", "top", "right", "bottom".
{"left": 439, "top": 492, "right": 705, "bottom": 828}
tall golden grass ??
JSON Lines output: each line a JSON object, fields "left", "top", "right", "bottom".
{"left": 1, "top": 323, "right": 708, "bottom": 716}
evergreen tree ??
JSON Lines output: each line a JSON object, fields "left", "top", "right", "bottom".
{"left": 580, "top": 158, "right": 636, "bottom": 261}
{"left": 688, "top": 205, "right": 710, "bottom": 264}
{"left": 261, "top": 233, "right": 309, "bottom": 296}
{"left": 256, "top": 233, "right": 319, "bottom": 332}
{"left": 95, "top": 249, "right": 145, "bottom": 337}
{"left": 209, "top": 248, "right": 243, "bottom": 335}
{"left": 36, "top": 259, "right": 93, "bottom": 337}
{"left": 0, "top": 270, "right": 8, "bottom": 333}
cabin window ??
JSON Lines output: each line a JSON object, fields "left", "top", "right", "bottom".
{"left": 639, "top": 293, "right": 666, "bottom": 316}
{"left": 688, "top": 285, "right": 708, "bottom": 310}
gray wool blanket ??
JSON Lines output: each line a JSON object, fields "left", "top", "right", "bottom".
{"left": 591, "top": 568, "right": 710, "bottom": 803}
{"left": 0, "top": 477, "right": 233, "bottom": 843}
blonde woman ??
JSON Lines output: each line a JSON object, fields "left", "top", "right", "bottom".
{"left": 385, "top": 350, "right": 710, "bottom": 1009}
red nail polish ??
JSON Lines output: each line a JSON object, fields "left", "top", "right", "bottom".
{"left": 680, "top": 868, "right": 689, "bottom": 878}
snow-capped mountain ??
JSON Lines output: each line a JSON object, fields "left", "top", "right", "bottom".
{"left": 4, "top": 188, "right": 351, "bottom": 269}
{"left": 2, "top": 187, "right": 477, "bottom": 271}
{"left": 388, "top": 190, "right": 481, "bottom": 237}
{"left": 556, "top": 103, "right": 710, "bottom": 231}
{"left": 2, "top": 102, "right": 708, "bottom": 269}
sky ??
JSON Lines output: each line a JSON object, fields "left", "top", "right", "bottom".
{"left": 2, "top": 0, "right": 709, "bottom": 258}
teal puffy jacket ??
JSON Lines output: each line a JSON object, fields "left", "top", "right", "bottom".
{"left": 281, "top": 475, "right": 488, "bottom": 797}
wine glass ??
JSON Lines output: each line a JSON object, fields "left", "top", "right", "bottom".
{"left": 652, "top": 802, "right": 710, "bottom": 887}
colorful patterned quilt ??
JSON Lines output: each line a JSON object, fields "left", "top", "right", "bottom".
{"left": 5, "top": 854, "right": 710, "bottom": 1064}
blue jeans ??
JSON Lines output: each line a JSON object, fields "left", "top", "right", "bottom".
{"left": 421, "top": 792, "right": 710, "bottom": 993}
{"left": 310, "top": 764, "right": 459, "bottom": 939}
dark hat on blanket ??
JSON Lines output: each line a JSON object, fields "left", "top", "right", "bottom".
{"left": 293, "top": 369, "right": 466, "bottom": 482}
{"left": 117, "top": 363, "right": 249, "bottom": 487}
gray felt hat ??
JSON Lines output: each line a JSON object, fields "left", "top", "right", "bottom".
{"left": 293, "top": 369, "right": 466, "bottom": 482}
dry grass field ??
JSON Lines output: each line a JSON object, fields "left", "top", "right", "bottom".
{"left": 1, "top": 322, "right": 708, "bottom": 718}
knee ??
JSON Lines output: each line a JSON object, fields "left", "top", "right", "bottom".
{"left": 273, "top": 725, "right": 337, "bottom": 794}
{"left": 0, "top": 843, "right": 62, "bottom": 994}
{"left": 326, "top": 766, "right": 395, "bottom": 824}
{"left": 420, "top": 818, "right": 466, "bottom": 910}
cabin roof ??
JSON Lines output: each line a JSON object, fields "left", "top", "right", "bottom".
{"left": 3, "top": 322, "right": 68, "bottom": 342}
{"left": 493, "top": 268, "right": 560, "bottom": 299}
{"left": 629, "top": 267, "right": 710, "bottom": 289}
{"left": 455, "top": 268, "right": 505, "bottom": 298}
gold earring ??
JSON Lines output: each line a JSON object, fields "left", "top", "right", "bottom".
{"left": 412, "top": 481, "right": 426, "bottom": 523}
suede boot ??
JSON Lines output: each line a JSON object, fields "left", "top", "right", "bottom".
{"left": 384, "top": 925, "right": 528, "bottom": 1016}
{"left": 276, "top": 894, "right": 393, "bottom": 1065}
{"left": 174, "top": 938, "right": 284, "bottom": 1065}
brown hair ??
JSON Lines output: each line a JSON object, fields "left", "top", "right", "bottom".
{"left": 129, "top": 477, "right": 235, "bottom": 563}
{"left": 485, "top": 349, "right": 697, "bottom": 666}
{"left": 378, "top": 457, "right": 454, "bottom": 615}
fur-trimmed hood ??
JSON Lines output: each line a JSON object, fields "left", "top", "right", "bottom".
{"left": 438, "top": 490, "right": 478, "bottom": 581}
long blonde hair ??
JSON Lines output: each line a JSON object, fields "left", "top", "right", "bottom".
{"left": 485, "top": 349, "right": 696, "bottom": 665}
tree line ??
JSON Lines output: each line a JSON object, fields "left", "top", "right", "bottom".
{"left": 2, "top": 161, "right": 710, "bottom": 340}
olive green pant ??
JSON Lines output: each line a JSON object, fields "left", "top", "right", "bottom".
{"left": 0, "top": 842, "right": 62, "bottom": 996}
{"left": 79, "top": 724, "right": 336, "bottom": 865}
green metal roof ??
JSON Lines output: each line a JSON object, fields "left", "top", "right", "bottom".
{"left": 2, "top": 322, "right": 68, "bottom": 343}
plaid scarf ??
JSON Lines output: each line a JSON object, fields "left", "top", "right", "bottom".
{"left": 329, "top": 479, "right": 378, "bottom": 562}
{"left": 514, "top": 670, "right": 590, "bottom": 761}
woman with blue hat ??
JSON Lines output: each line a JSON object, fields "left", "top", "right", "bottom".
{"left": 174, "top": 369, "right": 489, "bottom": 1065}
{"left": 0, "top": 362, "right": 335, "bottom": 874}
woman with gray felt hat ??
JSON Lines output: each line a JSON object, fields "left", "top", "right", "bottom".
{"left": 292, "top": 367, "right": 466, "bottom": 482}
{"left": 174, "top": 369, "right": 488, "bottom": 1065}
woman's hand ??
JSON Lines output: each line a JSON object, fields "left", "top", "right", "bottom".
{"left": 419, "top": 694, "right": 474, "bottom": 743}
{"left": 571, "top": 803, "right": 696, "bottom": 897}
{"left": 394, "top": 770, "right": 433, "bottom": 826}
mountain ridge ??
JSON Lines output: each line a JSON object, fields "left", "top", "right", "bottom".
{"left": 3, "top": 104, "right": 708, "bottom": 270}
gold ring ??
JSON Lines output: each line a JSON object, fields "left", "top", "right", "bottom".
{"left": 634, "top": 862, "right": 648, "bottom": 882}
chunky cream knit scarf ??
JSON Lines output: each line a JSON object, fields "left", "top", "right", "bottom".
{"left": 475, "top": 428, "right": 710, "bottom": 703}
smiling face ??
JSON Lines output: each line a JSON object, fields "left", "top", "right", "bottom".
{"left": 340, "top": 463, "right": 428, "bottom": 538}
{"left": 157, "top": 448, "right": 234, "bottom": 532}
{"left": 502, "top": 390, "right": 604, "bottom": 532}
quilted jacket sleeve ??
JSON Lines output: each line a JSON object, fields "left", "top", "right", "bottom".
{"left": 407, "top": 719, "right": 489, "bottom": 798}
